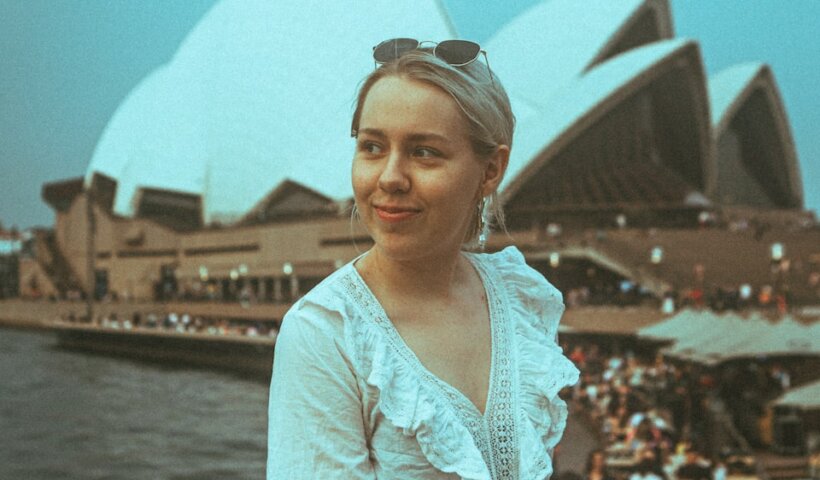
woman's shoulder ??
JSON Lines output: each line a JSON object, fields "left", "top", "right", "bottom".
{"left": 293, "top": 263, "right": 358, "bottom": 310}
{"left": 278, "top": 263, "right": 361, "bottom": 345}
{"left": 468, "top": 245, "right": 560, "bottom": 289}
{"left": 467, "top": 246, "right": 564, "bottom": 327}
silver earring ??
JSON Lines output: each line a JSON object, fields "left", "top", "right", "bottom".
{"left": 477, "top": 197, "right": 488, "bottom": 250}
{"left": 476, "top": 200, "right": 485, "bottom": 235}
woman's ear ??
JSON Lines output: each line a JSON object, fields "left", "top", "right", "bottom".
{"left": 481, "top": 145, "right": 510, "bottom": 197}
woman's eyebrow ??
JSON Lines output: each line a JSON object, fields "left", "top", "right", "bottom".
{"left": 358, "top": 128, "right": 449, "bottom": 144}
{"left": 356, "top": 128, "right": 386, "bottom": 139}
{"left": 406, "top": 133, "right": 448, "bottom": 144}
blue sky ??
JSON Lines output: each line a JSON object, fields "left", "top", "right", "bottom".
{"left": 0, "top": 0, "right": 817, "bottom": 229}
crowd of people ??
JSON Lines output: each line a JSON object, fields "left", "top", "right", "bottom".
{"left": 59, "top": 310, "right": 279, "bottom": 340}
{"left": 543, "top": 208, "right": 820, "bottom": 314}
{"left": 561, "top": 280, "right": 803, "bottom": 315}
{"left": 563, "top": 281, "right": 656, "bottom": 309}
{"left": 559, "top": 342, "right": 785, "bottom": 480}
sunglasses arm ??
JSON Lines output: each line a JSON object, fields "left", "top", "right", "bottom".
{"left": 482, "top": 51, "right": 494, "bottom": 83}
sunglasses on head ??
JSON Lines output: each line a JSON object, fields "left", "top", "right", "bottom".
{"left": 372, "top": 38, "right": 493, "bottom": 81}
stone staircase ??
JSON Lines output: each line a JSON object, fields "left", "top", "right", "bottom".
{"left": 33, "top": 230, "right": 82, "bottom": 296}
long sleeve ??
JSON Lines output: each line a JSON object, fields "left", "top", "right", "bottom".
{"left": 267, "top": 300, "right": 375, "bottom": 479}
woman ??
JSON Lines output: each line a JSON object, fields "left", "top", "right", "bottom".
{"left": 267, "top": 39, "right": 579, "bottom": 479}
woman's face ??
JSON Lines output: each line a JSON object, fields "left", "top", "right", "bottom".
{"left": 352, "top": 76, "right": 505, "bottom": 261}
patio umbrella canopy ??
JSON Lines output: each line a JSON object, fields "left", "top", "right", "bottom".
{"left": 772, "top": 380, "right": 820, "bottom": 411}
{"left": 682, "top": 312, "right": 774, "bottom": 364}
{"left": 638, "top": 309, "right": 710, "bottom": 341}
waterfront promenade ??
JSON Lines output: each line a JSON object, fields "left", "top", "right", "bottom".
{"left": 0, "top": 299, "right": 667, "bottom": 332}
{"left": 0, "top": 299, "right": 289, "bottom": 330}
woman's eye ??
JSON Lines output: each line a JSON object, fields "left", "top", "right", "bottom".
{"left": 358, "top": 141, "right": 383, "bottom": 155}
{"left": 414, "top": 147, "right": 441, "bottom": 158}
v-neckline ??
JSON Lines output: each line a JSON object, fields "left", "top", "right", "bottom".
{"left": 349, "top": 251, "right": 497, "bottom": 420}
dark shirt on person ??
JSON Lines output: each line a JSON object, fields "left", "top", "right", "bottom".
{"left": 676, "top": 463, "right": 711, "bottom": 480}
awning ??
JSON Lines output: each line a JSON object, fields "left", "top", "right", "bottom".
{"left": 772, "top": 380, "right": 820, "bottom": 410}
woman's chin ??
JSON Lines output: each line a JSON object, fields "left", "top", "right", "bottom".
{"left": 373, "top": 238, "right": 424, "bottom": 259}
{"left": 371, "top": 232, "right": 460, "bottom": 263}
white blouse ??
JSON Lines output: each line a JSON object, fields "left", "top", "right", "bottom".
{"left": 267, "top": 246, "right": 579, "bottom": 480}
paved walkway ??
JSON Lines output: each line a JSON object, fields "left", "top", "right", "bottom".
{"left": 557, "top": 412, "right": 600, "bottom": 475}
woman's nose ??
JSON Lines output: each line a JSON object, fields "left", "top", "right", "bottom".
{"left": 377, "top": 153, "right": 410, "bottom": 193}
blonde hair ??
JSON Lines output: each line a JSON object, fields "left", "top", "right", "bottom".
{"left": 351, "top": 50, "right": 515, "bottom": 246}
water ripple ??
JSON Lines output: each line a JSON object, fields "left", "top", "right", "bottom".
{"left": 0, "top": 329, "right": 268, "bottom": 479}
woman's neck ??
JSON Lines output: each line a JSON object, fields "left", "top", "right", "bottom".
{"left": 357, "top": 245, "right": 468, "bottom": 302}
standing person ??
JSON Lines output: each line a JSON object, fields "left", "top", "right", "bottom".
{"left": 267, "top": 39, "right": 579, "bottom": 479}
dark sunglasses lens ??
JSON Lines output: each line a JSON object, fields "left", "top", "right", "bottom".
{"left": 435, "top": 40, "right": 480, "bottom": 65}
{"left": 373, "top": 38, "right": 419, "bottom": 63}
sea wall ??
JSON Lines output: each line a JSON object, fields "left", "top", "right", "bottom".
{"left": 0, "top": 300, "right": 275, "bottom": 376}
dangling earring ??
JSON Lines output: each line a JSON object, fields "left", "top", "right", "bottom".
{"left": 476, "top": 196, "right": 488, "bottom": 251}
{"left": 475, "top": 199, "right": 485, "bottom": 235}
{"left": 349, "top": 202, "right": 363, "bottom": 254}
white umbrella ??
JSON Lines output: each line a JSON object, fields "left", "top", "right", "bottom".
{"left": 660, "top": 311, "right": 725, "bottom": 358}
{"left": 772, "top": 380, "right": 820, "bottom": 410}
{"left": 638, "top": 309, "right": 708, "bottom": 340}
{"left": 680, "top": 312, "right": 770, "bottom": 363}
{"left": 731, "top": 315, "right": 818, "bottom": 359}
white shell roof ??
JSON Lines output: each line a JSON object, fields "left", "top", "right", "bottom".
{"left": 85, "top": 0, "right": 689, "bottom": 224}
{"left": 501, "top": 38, "right": 695, "bottom": 196}
{"left": 90, "top": 65, "right": 208, "bottom": 210}
{"left": 485, "top": 0, "right": 650, "bottom": 111}
{"left": 86, "top": 0, "right": 457, "bottom": 223}
{"left": 707, "top": 62, "right": 803, "bottom": 208}
{"left": 708, "top": 62, "right": 765, "bottom": 129}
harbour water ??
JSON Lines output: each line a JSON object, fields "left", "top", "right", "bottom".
{"left": 0, "top": 326, "right": 594, "bottom": 479}
{"left": 0, "top": 328, "right": 268, "bottom": 479}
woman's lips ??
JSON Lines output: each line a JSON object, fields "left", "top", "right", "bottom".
{"left": 373, "top": 205, "right": 420, "bottom": 223}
